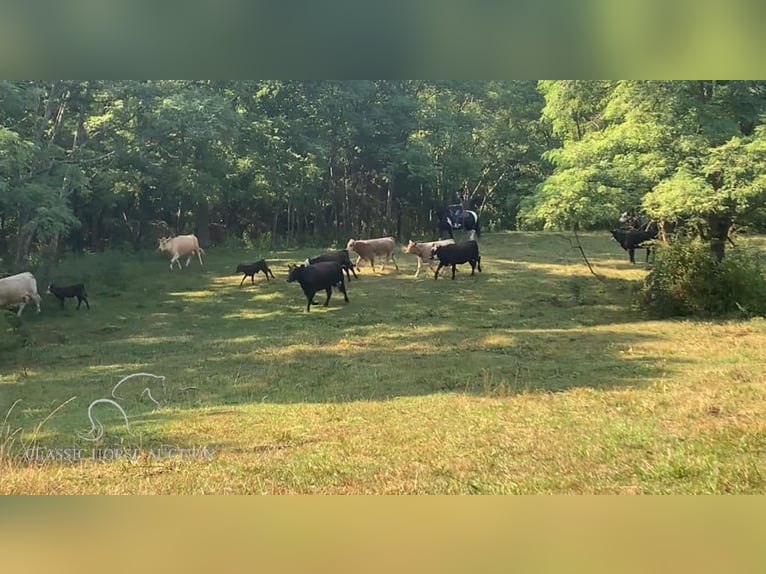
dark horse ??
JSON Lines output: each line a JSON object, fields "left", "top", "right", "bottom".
{"left": 612, "top": 215, "right": 677, "bottom": 263}
{"left": 436, "top": 205, "right": 481, "bottom": 241}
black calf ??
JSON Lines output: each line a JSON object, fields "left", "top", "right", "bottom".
{"left": 48, "top": 283, "right": 89, "bottom": 310}
{"left": 287, "top": 262, "right": 349, "bottom": 312}
{"left": 306, "top": 249, "right": 358, "bottom": 281}
{"left": 236, "top": 260, "right": 276, "bottom": 286}
{"left": 433, "top": 241, "right": 482, "bottom": 280}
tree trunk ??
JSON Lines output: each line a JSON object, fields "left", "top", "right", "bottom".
{"left": 271, "top": 210, "right": 279, "bottom": 249}
{"left": 194, "top": 199, "right": 211, "bottom": 247}
{"left": 13, "top": 221, "right": 37, "bottom": 271}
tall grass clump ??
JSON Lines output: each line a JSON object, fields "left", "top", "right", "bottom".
{"left": 638, "top": 238, "right": 766, "bottom": 318}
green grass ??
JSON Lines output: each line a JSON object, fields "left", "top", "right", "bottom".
{"left": 1, "top": 232, "right": 765, "bottom": 493}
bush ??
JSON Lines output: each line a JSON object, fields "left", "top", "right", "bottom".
{"left": 637, "top": 239, "right": 766, "bottom": 318}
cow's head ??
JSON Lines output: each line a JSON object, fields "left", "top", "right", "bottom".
{"left": 346, "top": 239, "right": 356, "bottom": 251}
{"left": 404, "top": 240, "right": 418, "bottom": 254}
{"left": 157, "top": 237, "right": 171, "bottom": 252}
{"left": 286, "top": 263, "right": 304, "bottom": 283}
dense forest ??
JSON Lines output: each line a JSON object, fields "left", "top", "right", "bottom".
{"left": 2, "top": 80, "right": 766, "bottom": 271}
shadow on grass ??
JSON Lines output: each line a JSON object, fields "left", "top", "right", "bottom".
{"left": 0, "top": 233, "right": 683, "bottom": 447}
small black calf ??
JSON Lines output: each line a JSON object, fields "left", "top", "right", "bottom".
{"left": 236, "top": 260, "right": 276, "bottom": 286}
{"left": 305, "top": 249, "right": 358, "bottom": 281}
{"left": 433, "top": 241, "right": 482, "bottom": 280}
{"left": 287, "top": 262, "right": 349, "bottom": 312}
{"left": 48, "top": 283, "right": 89, "bottom": 310}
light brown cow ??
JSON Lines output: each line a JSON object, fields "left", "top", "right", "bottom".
{"left": 346, "top": 237, "right": 399, "bottom": 272}
{"left": 0, "top": 272, "right": 42, "bottom": 317}
{"left": 158, "top": 235, "right": 205, "bottom": 270}
{"left": 404, "top": 239, "right": 455, "bottom": 277}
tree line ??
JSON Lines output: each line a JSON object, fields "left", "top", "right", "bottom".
{"left": 2, "top": 80, "right": 765, "bottom": 272}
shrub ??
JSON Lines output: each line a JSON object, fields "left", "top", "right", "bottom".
{"left": 637, "top": 239, "right": 766, "bottom": 318}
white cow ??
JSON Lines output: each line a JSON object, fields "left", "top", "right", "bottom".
{"left": 157, "top": 235, "right": 205, "bottom": 270}
{"left": 404, "top": 239, "right": 455, "bottom": 277}
{"left": 0, "top": 272, "right": 42, "bottom": 317}
{"left": 346, "top": 237, "right": 399, "bottom": 272}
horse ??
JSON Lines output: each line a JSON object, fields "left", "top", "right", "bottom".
{"left": 436, "top": 205, "right": 481, "bottom": 241}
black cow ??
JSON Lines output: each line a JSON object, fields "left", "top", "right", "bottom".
{"left": 611, "top": 228, "right": 657, "bottom": 263}
{"left": 433, "top": 241, "right": 482, "bottom": 280}
{"left": 287, "top": 262, "right": 350, "bottom": 312}
{"left": 48, "top": 283, "right": 90, "bottom": 310}
{"left": 304, "top": 249, "right": 358, "bottom": 281}
{"left": 236, "top": 260, "right": 276, "bottom": 286}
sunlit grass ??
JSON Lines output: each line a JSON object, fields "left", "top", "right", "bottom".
{"left": 1, "top": 232, "right": 765, "bottom": 493}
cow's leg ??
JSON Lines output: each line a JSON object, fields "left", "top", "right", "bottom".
{"left": 197, "top": 250, "right": 204, "bottom": 266}
{"left": 645, "top": 247, "right": 651, "bottom": 263}
{"left": 434, "top": 262, "right": 444, "bottom": 280}
{"left": 629, "top": 248, "right": 636, "bottom": 264}
{"left": 369, "top": 257, "right": 376, "bottom": 272}
{"left": 324, "top": 286, "right": 332, "bottom": 306}
{"left": 477, "top": 255, "right": 482, "bottom": 273}
{"left": 451, "top": 264, "right": 457, "bottom": 280}
{"left": 470, "top": 261, "right": 476, "bottom": 276}
{"left": 354, "top": 255, "right": 362, "bottom": 269}
{"left": 414, "top": 257, "right": 422, "bottom": 278}
{"left": 337, "top": 279, "right": 349, "bottom": 302}
{"left": 16, "top": 301, "right": 26, "bottom": 317}
{"left": 391, "top": 253, "right": 399, "bottom": 271}
{"left": 82, "top": 295, "right": 90, "bottom": 310}
{"left": 185, "top": 255, "right": 192, "bottom": 267}
{"left": 239, "top": 275, "right": 246, "bottom": 286}
{"left": 170, "top": 254, "right": 180, "bottom": 270}
{"left": 380, "top": 256, "right": 386, "bottom": 272}
{"left": 251, "top": 274, "right": 255, "bottom": 285}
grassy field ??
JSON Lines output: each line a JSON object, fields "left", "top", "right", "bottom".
{"left": 1, "top": 232, "right": 765, "bottom": 494}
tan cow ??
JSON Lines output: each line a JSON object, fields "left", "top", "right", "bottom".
{"left": 404, "top": 239, "right": 455, "bottom": 277}
{"left": 346, "top": 237, "right": 398, "bottom": 272}
{"left": 0, "top": 272, "right": 42, "bottom": 317}
{"left": 158, "top": 235, "right": 205, "bottom": 270}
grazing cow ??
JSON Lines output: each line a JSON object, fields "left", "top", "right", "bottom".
{"left": 0, "top": 272, "right": 42, "bottom": 317}
{"left": 235, "top": 260, "right": 275, "bottom": 286}
{"left": 287, "top": 262, "right": 349, "bottom": 312}
{"left": 48, "top": 283, "right": 90, "bottom": 310}
{"left": 611, "top": 228, "right": 658, "bottom": 264}
{"left": 433, "top": 241, "right": 482, "bottom": 280}
{"left": 157, "top": 235, "right": 205, "bottom": 270}
{"left": 404, "top": 239, "right": 455, "bottom": 277}
{"left": 304, "top": 249, "right": 358, "bottom": 281}
{"left": 346, "top": 237, "right": 399, "bottom": 272}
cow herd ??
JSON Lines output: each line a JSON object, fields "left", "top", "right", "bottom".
{"left": 3, "top": 214, "right": 660, "bottom": 318}
{"left": 0, "top": 233, "right": 485, "bottom": 317}
{"left": 282, "top": 236, "right": 483, "bottom": 311}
